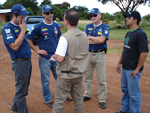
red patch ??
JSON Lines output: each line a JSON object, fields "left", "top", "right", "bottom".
{"left": 55, "top": 35, "right": 57, "bottom": 37}
{"left": 14, "top": 11, "right": 17, "bottom": 13}
{"left": 43, "top": 32, "right": 48, "bottom": 35}
{"left": 88, "top": 32, "right": 91, "bottom": 34}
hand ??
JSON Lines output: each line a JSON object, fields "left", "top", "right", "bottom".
{"left": 50, "top": 55, "right": 56, "bottom": 62}
{"left": 19, "top": 18, "right": 27, "bottom": 33}
{"left": 37, "top": 50, "right": 48, "bottom": 56}
{"left": 116, "top": 64, "right": 121, "bottom": 73}
{"left": 130, "top": 69, "right": 139, "bottom": 78}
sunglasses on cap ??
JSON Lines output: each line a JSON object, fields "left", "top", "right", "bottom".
{"left": 45, "top": 11, "right": 53, "bottom": 15}
{"left": 90, "top": 14, "right": 98, "bottom": 18}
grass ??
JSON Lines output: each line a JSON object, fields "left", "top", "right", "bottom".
{"left": 1, "top": 20, "right": 150, "bottom": 62}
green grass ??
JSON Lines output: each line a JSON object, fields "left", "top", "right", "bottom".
{"left": 0, "top": 22, "right": 7, "bottom": 34}
{"left": 1, "top": 20, "right": 150, "bottom": 62}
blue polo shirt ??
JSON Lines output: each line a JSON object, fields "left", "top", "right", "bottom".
{"left": 2, "top": 22, "right": 31, "bottom": 59}
{"left": 84, "top": 22, "right": 110, "bottom": 50}
{"left": 26, "top": 21, "right": 61, "bottom": 59}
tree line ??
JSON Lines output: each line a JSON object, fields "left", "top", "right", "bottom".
{"left": 0, "top": 0, "right": 150, "bottom": 21}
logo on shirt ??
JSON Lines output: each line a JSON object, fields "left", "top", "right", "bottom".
{"left": 55, "top": 31, "right": 58, "bottom": 34}
{"left": 98, "top": 32, "right": 102, "bottom": 35}
{"left": 41, "top": 28, "right": 48, "bottom": 31}
{"left": 125, "top": 37, "right": 129, "bottom": 45}
{"left": 88, "top": 28, "right": 92, "bottom": 30}
{"left": 105, "top": 30, "right": 109, "bottom": 34}
{"left": 44, "top": 36, "right": 49, "bottom": 40}
{"left": 43, "top": 32, "right": 48, "bottom": 35}
{"left": 6, "top": 36, "right": 13, "bottom": 40}
{"left": 124, "top": 37, "right": 130, "bottom": 49}
{"left": 15, "top": 29, "right": 19, "bottom": 32}
{"left": 5, "top": 29, "right": 10, "bottom": 33}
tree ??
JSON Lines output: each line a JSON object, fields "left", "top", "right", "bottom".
{"left": 40, "top": 0, "right": 52, "bottom": 7}
{"left": 54, "top": 2, "right": 70, "bottom": 9}
{"left": 70, "top": 5, "right": 89, "bottom": 19}
{"left": 97, "top": 0, "right": 150, "bottom": 26}
{"left": 2, "top": 0, "right": 38, "bottom": 15}
{"left": 97, "top": 0, "right": 150, "bottom": 15}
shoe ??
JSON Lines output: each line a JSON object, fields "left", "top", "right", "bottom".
{"left": 100, "top": 102, "right": 106, "bottom": 109}
{"left": 67, "top": 97, "right": 72, "bottom": 101}
{"left": 11, "top": 111, "right": 18, "bottom": 113}
{"left": 116, "top": 110, "right": 127, "bottom": 113}
{"left": 45, "top": 101, "right": 53, "bottom": 108}
{"left": 83, "top": 96, "right": 91, "bottom": 101}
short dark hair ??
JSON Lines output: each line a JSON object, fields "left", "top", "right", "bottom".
{"left": 64, "top": 10, "right": 79, "bottom": 26}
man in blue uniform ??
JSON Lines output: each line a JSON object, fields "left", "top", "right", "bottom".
{"left": 116, "top": 11, "right": 149, "bottom": 113}
{"left": 83, "top": 8, "right": 110, "bottom": 109}
{"left": 2, "top": 4, "right": 32, "bottom": 113}
{"left": 26, "top": 5, "right": 71, "bottom": 108}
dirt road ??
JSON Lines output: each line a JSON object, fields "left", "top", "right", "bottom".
{"left": 0, "top": 35, "right": 150, "bottom": 113}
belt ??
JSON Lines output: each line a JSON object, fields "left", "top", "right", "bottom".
{"left": 12, "top": 58, "right": 31, "bottom": 61}
{"left": 89, "top": 49, "right": 105, "bottom": 53}
{"left": 61, "top": 71, "right": 82, "bottom": 74}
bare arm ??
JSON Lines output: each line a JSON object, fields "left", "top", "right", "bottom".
{"left": 51, "top": 54, "right": 64, "bottom": 63}
{"left": 26, "top": 37, "right": 47, "bottom": 56}
{"left": 130, "top": 52, "right": 148, "bottom": 78}
{"left": 88, "top": 36, "right": 106, "bottom": 44}
{"left": 9, "top": 19, "right": 27, "bottom": 51}
{"left": 116, "top": 52, "right": 123, "bottom": 73}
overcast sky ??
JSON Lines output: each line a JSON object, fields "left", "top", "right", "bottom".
{"left": 1, "top": 0, "right": 150, "bottom": 16}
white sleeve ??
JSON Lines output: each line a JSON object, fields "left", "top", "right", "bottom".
{"left": 55, "top": 36, "right": 68, "bottom": 57}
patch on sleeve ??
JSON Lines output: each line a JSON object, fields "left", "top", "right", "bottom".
{"left": 105, "top": 30, "right": 109, "bottom": 34}
{"left": 5, "top": 29, "right": 10, "bottom": 33}
{"left": 6, "top": 36, "right": 13, "bottom": 39}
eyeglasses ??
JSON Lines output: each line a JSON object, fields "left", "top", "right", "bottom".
{"left": 90, "top": 14, "right": 98, "bottom": 18}
{"left": 45, "top": 11, "right": 53, "bottom": 15}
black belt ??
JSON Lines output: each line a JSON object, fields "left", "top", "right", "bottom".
{"left": 12, "top": 58, "right": 31, "bottom": 61}
{"left": 89, "top": 49, "right": 105, "bottom": 53}
{"left": 61, "top": 71, "right": 82, "bottom": 74}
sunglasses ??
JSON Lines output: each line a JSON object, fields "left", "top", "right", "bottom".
{"left": 45, "top": 11, "right": 53, "bottom": 15}
{"left": 90, "top": 14, "right": 98, "bottom": 18}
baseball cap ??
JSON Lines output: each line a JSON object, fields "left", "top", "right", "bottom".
{"left": 89, "top": 8, "right": 100, "bottom": 15}
{"left": 42, "top": 5, "right": 53, "bottom": 13}
{"left": 123, "top": 11, "right": 141, "bottom": 23}
{"left": 11, "top": 4, "right": 30, "bottom": 16}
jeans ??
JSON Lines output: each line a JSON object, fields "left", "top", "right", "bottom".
{"left": 121, "top": 68, "right": 142, "bottom": 113}
{"left": 38, "top": 56, "right": 58, "bottom": 103}
{"left": 11, "top": 59, "right": 32, "bottom": 113}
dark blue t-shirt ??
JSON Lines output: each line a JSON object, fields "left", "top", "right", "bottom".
{"left": 2, "top": 22, "right": 31, "bottom": 59}
{"left": 26, "top": 21, "right": 61, "bottom": 59}
{"left": 122, "top": 27, "right": 149, "bottom": 71}
{"left": 84, "top": 22, "right": 110, "bottom": 50}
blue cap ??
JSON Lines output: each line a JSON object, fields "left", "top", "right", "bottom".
{"left": 42, "top": 5, "right": 53, "bottom": 13}
{"left": 11, "top": 4, "right": 30, "bottom": 16}
{"left": 89, "top": 8, "right": 100, "bottom": 15}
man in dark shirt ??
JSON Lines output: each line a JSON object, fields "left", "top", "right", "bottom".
{"left": 116, "top": 11, "right": 149, "bottom": 113}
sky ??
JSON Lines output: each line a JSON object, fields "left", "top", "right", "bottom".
{"left": 1, "top": 0, "right": 150, "bottom": 16}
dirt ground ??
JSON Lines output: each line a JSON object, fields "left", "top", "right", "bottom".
{"left": 0, "top": 35, "right": 150, "bottom": 113}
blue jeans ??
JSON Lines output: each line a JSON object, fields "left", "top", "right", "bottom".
{"left": 11, "top": 59, "right": 32, "bottom": 113}
{"left": 121, "top": 68, "right": 142, "bottom": 113}
{"left": 38, "top": 56, "right": 58, "bottom": 103}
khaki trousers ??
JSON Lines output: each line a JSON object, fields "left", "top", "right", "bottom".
{"left": 83, "top": 51, "right": 107, "bottom": 103}
{"left": 53, "top": 76, "right": 83, "bottom": 113}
